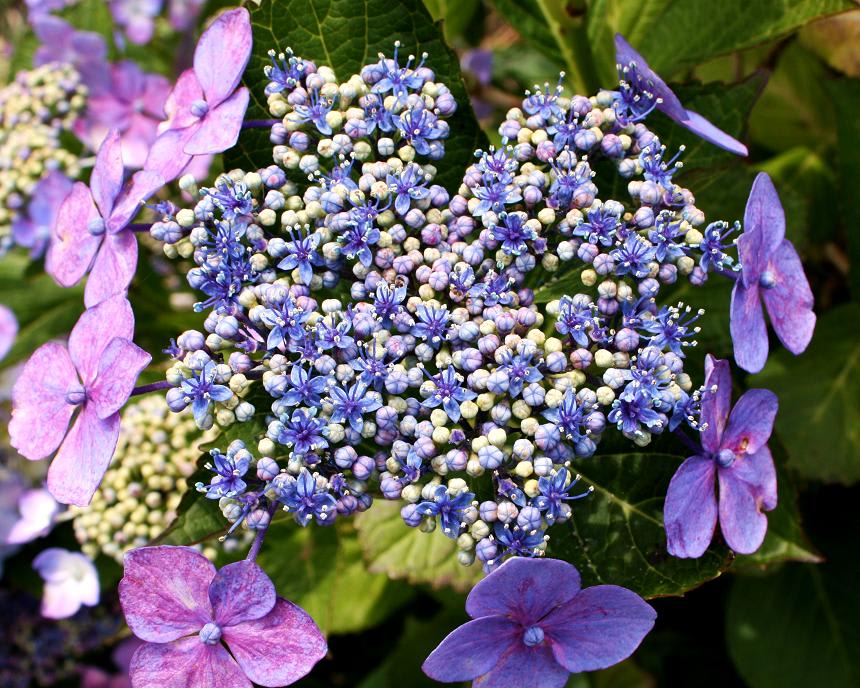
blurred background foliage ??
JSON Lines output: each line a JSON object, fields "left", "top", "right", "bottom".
{"left": 1, "top": 0, "right": 859, "bottom": 686}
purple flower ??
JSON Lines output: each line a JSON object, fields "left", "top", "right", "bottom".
{"left": 9, "top": 295, "right": 151, "bottom": 506}
{"left": 273, "top": 408, "right": 328, "bottom": 456}
{"left": 11, "top": 171, "right": 73, "bottom": 258}
{"left": 179, "top": 361, "right": 234, "bottom": 427}
{"left": 34, "top": 547, "right": 100, "bottom": 619}
{"left": 730, "top": 173, "right": 815, "bottom": 373}
{"left": 0, "top": 304, "right": 17, "bottom": 361}
{"left": 371, "top": 43, "right": 427, "bottom": 103}
{"left": 415, "top": 485, "right": 475, "bottom": 539}
{"left": 111, "top": 0, "right": 162, "bottom": 45}
{"left": 6, "top": 488, "right": 59, "bottom": 544}
{"left": 76, "top": 61, "right": 171, "bottom": 169}
{"left": 421, "top": 365, "right": 477, "bottom": 422}
{"left": 278, "top": 228, "right": 322, "bottom": 285}
{"left": 328, "top": 380, "right": 381, "bottom": 432}
{"left": 204, "top": 446, "right": 250, "bottom": 499}
{"left": 422, "top": 558, "right": 656, "bottom": 687}
{"left": 610, "top": 234, "right": 657, "bottom": 279}
{"left": 614, "top": 34, "right": 748, "bottom": 156}
{"left": 168, "top": 0, "right": 205, "bottom": 31}
{"left": 46, "top": 130, "right": 163, "bottom": 307}
{"left": 490, "top": 213, "right": 537, "bottom": 256}
{"left": 33, "top": 16, "right": 110, "bottom": 96}
{"left": 533, "top": 468, "right": 590, "bottom": 524}
{"left": 119, "top": 546, "right": 327, "bottom": 687}
{"left": 280, "top": 469, "right": 338, "bottom": 526}
{"left": 144, "top": 8, "right": 252, "bottom": 183}
{"left": 664, "top": 355, "right": 778, "bottom": 557}
{"left": 387, "top": 162, "right": 430, "bottom": 216}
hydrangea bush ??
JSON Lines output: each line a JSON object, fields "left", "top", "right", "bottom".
{"left": 2, "top": 0, "right": 849, "bottom": 686}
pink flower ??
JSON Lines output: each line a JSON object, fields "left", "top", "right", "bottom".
{"left": 76, "top": 61, "right": 171, "bottom": 169}
{"left": 120, "top": 546, "right": 327, "bottom": 688}
{"left": 144, "top": 7, "right": 252, "bottom": 183}
{"left": 8, "top": 294, "right": 151, "bottom": 506}
{"left": 6, "top": 488, "right": 59, "bottom": 544}
{"left": 34, "top": 547, "right": 100, "bottom": 619}
{"left": 46, "top": 130, "right": 162, "bottom": 307}
{"left": 0, "top": 304, "right": 16, "bottom": 361}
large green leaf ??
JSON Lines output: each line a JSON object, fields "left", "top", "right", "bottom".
{"left": 549, "top": 451, "right": 730, "bottom": 598}
{"left": 227, "top": 0, "right": 488, "bottom": 193}
{"left": 0, "top": 252, "right": 84, "bottom": 369}
{"left": 827, "top": 78, "right": 860, "bottom": 299}
{"left": 748, "top": 42, "right": 836, "bottom": 155}
{"left": 354, "top": 498, "right": 482, "bottom": 592}
{"left": 258, "top": 519, "right": 414, "bottom": 634}
{"left": 726, "top": 525, "right": 860, "bottom": 688}
{"left": 587, "top": 0, "right": 854, "bottom": 79}
{"left": 756, "top": 304, "right": 860, "bottom": 485}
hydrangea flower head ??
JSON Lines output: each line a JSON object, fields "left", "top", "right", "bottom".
{"left": 33, "top": 547, "right": 100, "bottom": 619}
{"left": 119, "top": 546, "right": 326, "bottom": 687}
{"left": 144, "top": 7, "right": 252, "bottom": 182}
{"left": 730, "top": 172, "right": 815, "bottom": 373}
{"left": 9, "top": 294, "right": 150, "bottom": 505}
{"left": 422, "top": 558, "right": 655, "bottom": 687}
{"left": 664, "top": 355, "right": 778, "bottom": 557}
{"left": 614, "top": 34, "right": 748, "bottom": 156}
{"left": 47, "top": 130, "right": 163, "bottom": 307}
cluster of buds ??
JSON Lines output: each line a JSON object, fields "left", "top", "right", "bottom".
{"left": 70, "top": 396, "right": 218, "bottom": 562}
{"left": 0, "top": 62, "right": 86, "bottom": 252}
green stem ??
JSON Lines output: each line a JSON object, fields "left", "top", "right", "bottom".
{"left": 533, "top": 0, "right": 601, "bottom": 95}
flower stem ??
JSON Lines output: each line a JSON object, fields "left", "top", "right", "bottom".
{"left": 673, "top": 428, "right": 702, "bottom": 455}
{"left": 246, "top": 502, "right": 279, "bottom": 562}
{"left": 128, "top": 223, "right": 152, "bottom": 233}
{"left": 242, "top": 119, "right": 280, "bottom": 129}
{"left": 131, "top": 380, "right": 172, "bottom": 396}
{"left": 714, "top": 266, "right": 740, "bottom": 281}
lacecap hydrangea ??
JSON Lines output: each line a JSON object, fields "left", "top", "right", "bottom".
{"left": 150, "top": 41, "right": 776, "bottom": 572}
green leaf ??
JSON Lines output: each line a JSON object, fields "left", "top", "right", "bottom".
{"left": 726, "top": 538, "right": 860, "bottom": 687}
{"left": 588, "top": 0, "right": 855, "bottom": 78}
{"left": 153, "top": 456, "right": 227, "bottom": 546}
{"left": 566, "top": 659, "right": 656, "bottom": 688}
{"left": 748, "top": 42, "right": 836, "bottom": 154}
{"left": 354, "top": 499, "right": 482, "bottom": 592}
{"left": 257, "top": 520, "right": 414, "bottom": 634}
{"left": 357, "top": 604, "right": 469, "bottom": 688}
{"left": 0, "top": 252, "right": 84, "bottom": 370}
{"left": 827, "top": 78, "right": 860, "bottom": 298}
{"left": 549, "top": 451, "right": 730, "bottom": 598}
{"left": 531, "top": 263, "right": 587, "bottom": 303}
{"left": 227, "top": 0, "right": 488, "bottom": 193}
{"left": 756, "top": 304, "right": 860, "bottom": 485}
{"left": 489, "top": 0, "right": 565, "bottom": 72}
{"left": 490, "top": 0, "right": 600, "bottom": 94}
{"left": 422, "top": 0, "right": 481, "bottom": 44}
